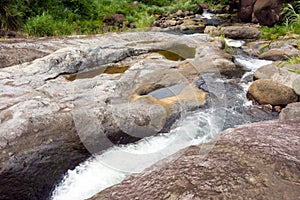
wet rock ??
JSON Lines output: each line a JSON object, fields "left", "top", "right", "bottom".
{"left": 280, "top": 102, "right": 300, "bottom": 120}
{"left": 188, "top": 44, "right": 240, "bottom": 78}
{"left": 247, "top": 79, "right": 298, "bottom": 105}
{"left": 90, "top": 119, "right": 300, "bottom": 200}
{"left": 220, "top": 25, "right": 261, "bottom": 40}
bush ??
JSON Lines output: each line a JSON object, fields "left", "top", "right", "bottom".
{"left": 261, "top": 1, "right": 300, "bottom": 40}
{"left": 24, "top": 12, "right": 72, "bottom": 36}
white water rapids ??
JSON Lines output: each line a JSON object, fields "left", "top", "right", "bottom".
{"left": 51, "top": 52, "right": 273, "bottom": 200}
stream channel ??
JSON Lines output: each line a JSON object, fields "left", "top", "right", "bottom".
{"left": 51, "top": 40, "right": 277, "bottom": 199}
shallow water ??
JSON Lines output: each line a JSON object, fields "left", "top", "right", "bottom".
{"left": 65, "top": 65, "right": 129, "bottom": 81}
{"left": 158, "top": 43, "right": 196, "bottom": 61}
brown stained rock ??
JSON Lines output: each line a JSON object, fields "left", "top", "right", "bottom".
{"left": 238, "top": 0, "right": 256, "bottom": 22}
{"left": 247, "top": 79, "right": 298, "bottom": 106}
{"left": 253, "top": 0, "right": 283, "bottom": 26}
{"left": 258, "top": 50, "right": 288, "bottom": 61}
{"left": 90, "top": 119, "right": 300, "bottom": 200}
{"left": 238, "top": 0, "right": 283, "bottom": 26}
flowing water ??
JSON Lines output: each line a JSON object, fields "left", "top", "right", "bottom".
{"left": 51, "top": 52, "right": 276, "bottom": 200}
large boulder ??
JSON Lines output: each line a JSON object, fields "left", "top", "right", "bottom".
{"left": 0, "top": 32, "right": 226, "bottom": 199}
{"left": 253, "top": 0, "right": 283, "bottom": 26}
{"left": 238, "top": 0, "right": 283, "bottom": 26}
{"left": 238, "top": 0, "right": 256, "bottom": 22}
{"left": 247, "top": 79, "right": 298, "bottom": 105}
{"left": 90, "top": 119, "right": 300, "bottom": 199}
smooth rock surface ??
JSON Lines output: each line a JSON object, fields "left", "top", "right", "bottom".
{"left": 220, "top": 25, "right": 261, "bottom": 39}
{"left": 90, "top": 119, "right": 300, "bottom": 200}
{"left": 259, "top": 50, "right": 288, "bottom": 61}
{"left": 247, "top": 79, "right": 298, "bottom": 105}
{"left": 253, "top": 0, "right": 283, "bottom": 26}
{"left": 0, "top": 32, "right": 231, "bottom": 199}
{"left": 238, "top": 0, "right": 282, "bottom": 26}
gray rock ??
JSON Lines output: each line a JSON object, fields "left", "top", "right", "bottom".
{"left": 293, "top": 77, "right": 300, "bottom": 96}
{"left": 90, "top": 119, "right": 300, "bottom": 200}
{"left": 254, "top": 64, "right": 300, "bottom": 88}
{"left": 220, "top": 25, "right": 261, "bottom": 40}
{"left": 280, "top": 102, "right": 300, "bottom": 120}
{"left": 258, "top": 40, "right": 300, "bottom": 61}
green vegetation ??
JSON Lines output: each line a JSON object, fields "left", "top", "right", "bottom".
{"left": 0, "top": 0, "right": 231, "bottom": 37}
{"left": 282, "top": 54, "right": 300, "bottom": 75}
{"left": 261, "top": 1, "right": 300, "bottom": 40}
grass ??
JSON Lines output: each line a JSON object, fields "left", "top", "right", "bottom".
{"left": 261, "top": 1, "right": 300, "bottom": 40}
{"left": 19, "top": 0, "right": 230, "bottom": 36}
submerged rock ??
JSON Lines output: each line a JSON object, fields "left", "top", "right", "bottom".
{"left": 90, "top": 119, "right": 300, "bottom": 199}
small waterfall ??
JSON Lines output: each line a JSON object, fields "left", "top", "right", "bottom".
{"left": 51, "top": 51, "right": 275, "bottom": 200}
{"left": 51, "top": 110, "right": 222, "bottom": 200}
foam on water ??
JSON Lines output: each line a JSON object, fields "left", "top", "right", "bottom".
{"left": 224, "top": 38, "right": 245, "bottom": 48}
{"left": 202, "top": 11, "right": 214, "bottom": 19}
{"left": 51, "top": 110, "right": 222, "bottom": 200}
{"left": 234, "top": 55, "right": 272, "bottom": 106}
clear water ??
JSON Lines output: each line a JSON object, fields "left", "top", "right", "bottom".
{"left": 51, "top": 54, "right": 274, "bottom": 200}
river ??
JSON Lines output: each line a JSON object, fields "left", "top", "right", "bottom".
{"left": 51, "top": 53, "right": 274, "bottom": 200}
